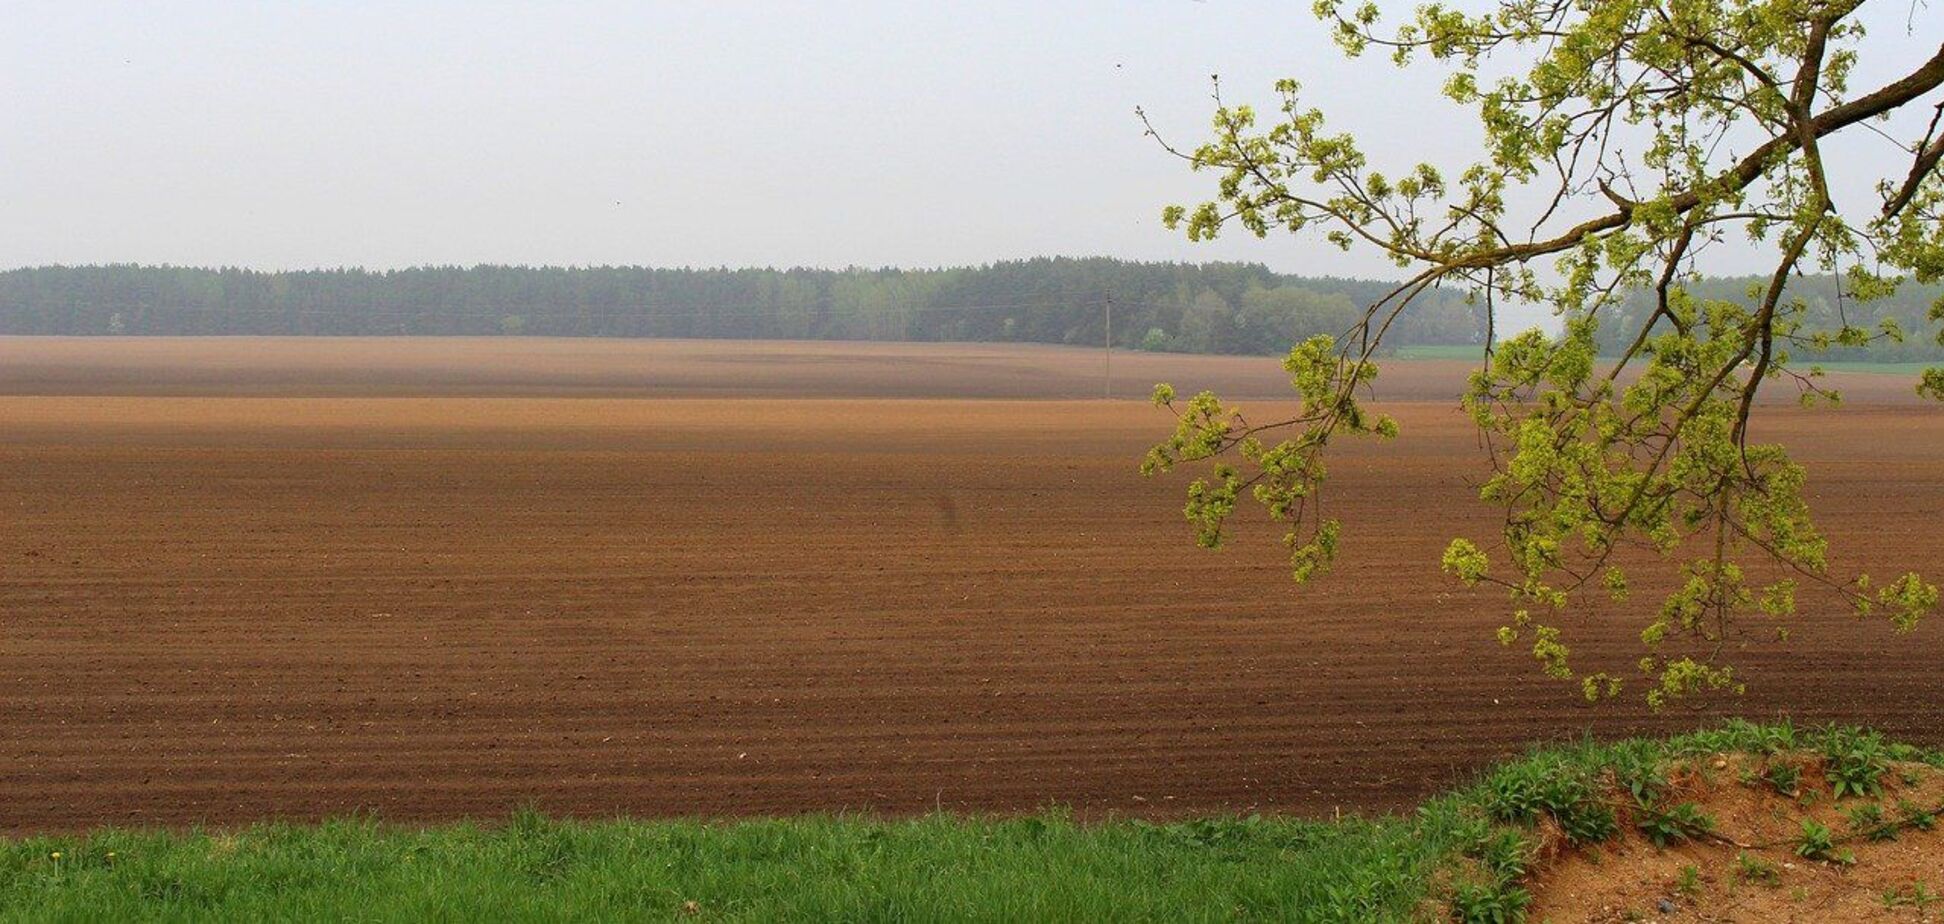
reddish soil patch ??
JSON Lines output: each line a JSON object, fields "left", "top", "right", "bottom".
{"left": 1528, "top": 754, "right": 1944, "bottom": 922}
{"left": 0, "top": 338, "right": 1939, "bottom": 833}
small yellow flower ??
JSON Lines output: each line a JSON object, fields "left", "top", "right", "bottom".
{"left": 49, "top": 852, "right": 61, "bottom": 860}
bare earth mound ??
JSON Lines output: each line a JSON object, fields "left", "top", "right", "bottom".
{"left": 1529, "top": 753, "right": 1944, "bottom": 922}
{"left": 1, "top": 337, "right": 1940, "bottom": 833}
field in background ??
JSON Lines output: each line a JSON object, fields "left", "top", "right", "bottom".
{"left": 1389, "top": 344, "right": 1485, "bottom": 361}
{"left": 1389, "top": 342, "right": 1939, "bottom": 376}
{"left": 1, "top": 337, "right": 1940, "bottom": 834}
{"left": 0, "top": 336, "right": 1323, "bottom": 400}
{"left": 1798, "top": 359, "right": 1942, "bottom": 376}
{"left": 4, "top": 336, "right": 1930, "bottom": 402}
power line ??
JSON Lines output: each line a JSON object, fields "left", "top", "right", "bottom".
{"left": 1104, "top": 294, "right": 1113, "bottom": 399}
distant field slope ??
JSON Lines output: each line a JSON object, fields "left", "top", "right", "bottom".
{"left": 0, "top": 336, "right": 1436, "bottom": 400}
{"left": 0, "top": 336, "right": 1926, "bottom": 403}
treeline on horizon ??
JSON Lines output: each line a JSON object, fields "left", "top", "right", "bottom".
{"left": 0, "top": 259, "right": 1483, "bottom": 355}
{"left": 6, "top": 260, "right": 1934, "bottom": 361}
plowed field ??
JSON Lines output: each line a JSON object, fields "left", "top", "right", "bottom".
{"left": 2, "top": 337, "right": 1939, "bottom": 833}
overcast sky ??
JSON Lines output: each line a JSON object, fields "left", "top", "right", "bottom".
{"left": 3, "top": 1, "right": 1937, "bottom": 290}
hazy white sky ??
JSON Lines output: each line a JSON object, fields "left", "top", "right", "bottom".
{"left": 0, "top": 1, "right": 1468, "bottom": 275}
{"left": 3, "top": 1, "right": 1937, "bottom": 290}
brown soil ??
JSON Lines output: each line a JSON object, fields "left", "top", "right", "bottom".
{"left": 0, "top": 337, "right": 1940, "bottom": 833}
{"left": 1527, "top": 754, "right": 1944, "bottom": 923}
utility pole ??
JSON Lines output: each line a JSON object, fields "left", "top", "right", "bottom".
{"left": 1104, "top": 294, "right": 1113, "bottom": 399}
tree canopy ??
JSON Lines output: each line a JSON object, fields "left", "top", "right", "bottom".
{"left": 1143, "top": 0, "right": 1944, "bottom": 706}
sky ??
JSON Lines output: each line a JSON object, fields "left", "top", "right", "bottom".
{"left": 0, "top": 1, "right": 1469, "bottom": 277}
{"left": 3, "top": 1, "right": 1938, "bottom": 298}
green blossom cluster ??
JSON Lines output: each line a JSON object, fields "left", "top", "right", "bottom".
{"left": 1144, "top": 0, "right": 1944, "bottom": 706}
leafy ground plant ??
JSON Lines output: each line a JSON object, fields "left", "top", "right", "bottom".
{"left": 1795, "top": 817, "right": 1855, "bottom": 864}
{"left": 1638, "top": 802, "right": 1716, "bottom": 849}
{"left": 1734, "top": 851, "right": 1782, "bottom": 888}
{"left": 1764, "top": 761, "right": 1804, "bottom": 798}
{"left": 1824, "top": 727, "right": 1890, "bottom": 799}
{"left": 1883, "top": 881, "right": 1939, "bottom": 910}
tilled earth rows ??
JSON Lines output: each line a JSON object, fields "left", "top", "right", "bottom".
{"left": 1, "top": 340, "right": 1939, "bottom": 832}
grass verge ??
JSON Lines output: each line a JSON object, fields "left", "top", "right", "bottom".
{"left": 4, "top": 809, "right": 1459, "bottom": 922}
{"left": 4, "top": 721, "right": 1940, "bottom": 922}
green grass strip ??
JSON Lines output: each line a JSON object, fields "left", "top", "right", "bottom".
{"left": 3, "top": 809, "right": 1462, "bottom": 923}
{"left": 5, "top": 721, "right": 1938, "bottom": 922}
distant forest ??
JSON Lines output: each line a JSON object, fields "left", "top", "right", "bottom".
{"left": 0, "top": 259, "right": 1484, "bottom": 356}
{"left": 6, "top": 261, "right": 1935, "bottom": 360}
